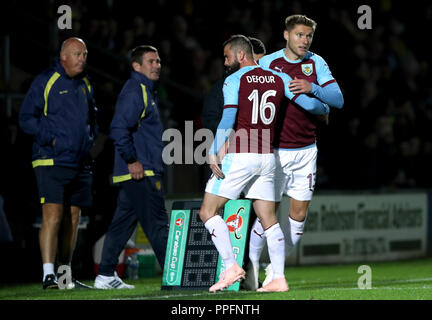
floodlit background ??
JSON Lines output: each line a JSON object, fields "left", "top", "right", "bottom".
{"left": 0, "top": 0, "right": 431, "bottom": 285}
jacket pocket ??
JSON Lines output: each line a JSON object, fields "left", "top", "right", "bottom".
{"left": 53, "top": 128, "right": 75, "bottom": 156}
{"left": 36, "top": 119, "right": 55, "bottom": 146}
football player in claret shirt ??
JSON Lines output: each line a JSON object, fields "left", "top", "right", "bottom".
{"left": 244, "top": 14, "right": 344, "bottom": 290}
{"left": 199, "top": 35, "right": 329, "bottom": 293}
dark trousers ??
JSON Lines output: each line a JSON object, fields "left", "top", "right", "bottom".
{"left": 98, "top": 176, "right": 169, "bottom": 276}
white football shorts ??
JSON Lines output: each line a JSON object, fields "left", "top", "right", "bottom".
{"left": 205, "top": 153, "right": 276, "bottom": 201}
{"left": 274, "top": 145, "right": 318, "bottom": 202}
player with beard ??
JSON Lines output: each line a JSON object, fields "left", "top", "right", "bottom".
{"left": 202, "top": 37, "right": 267, "bottom": 137}
{"left": 244, "top": 15, "right": 344, "bottom": 290}
{"left": 200, "top": 35, "right": 329, "bottom": 292}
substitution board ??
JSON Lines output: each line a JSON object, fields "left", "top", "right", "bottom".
{"left": 161, "top": 200, "right": 251, "bottom": 290}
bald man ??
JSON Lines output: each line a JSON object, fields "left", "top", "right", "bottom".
{"left": 19, "top": 37, "right": 98, "bottom": 289}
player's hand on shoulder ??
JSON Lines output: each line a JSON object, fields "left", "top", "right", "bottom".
{"left": 288, "top": 77, "right": 312, "bottom": 94}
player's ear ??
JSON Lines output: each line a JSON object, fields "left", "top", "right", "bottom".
{"left": 60, "top": 50, "right": 67, "bottom": 62}
{"left": 237, "top": 50, "right": 245, "bottom": 62}
{"left": 132, "top": 61, "right": 141, "bottom": 72}
{"left": 283, "top": 30, "right": 289, "bottom": 41}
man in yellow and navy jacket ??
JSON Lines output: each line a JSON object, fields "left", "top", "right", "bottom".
{"left": 94, "top": 45, "right": 169, "bottom": 289}
{"left": 19, "top": 37, "right": 97, "bottom": 289}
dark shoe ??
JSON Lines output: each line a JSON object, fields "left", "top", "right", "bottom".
{"left": 42, "top": 274, "right": 58, "bottom": 290}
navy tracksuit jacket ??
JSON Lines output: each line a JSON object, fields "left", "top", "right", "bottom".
{"left": 19, "top": 59, "right": 97, "bottom": 169}
{"left": 99, "top": 71, "right": 169, "bottom": 275}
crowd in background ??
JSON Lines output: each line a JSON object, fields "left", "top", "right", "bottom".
{"left": 0, "top": 0, "right": 431, "bottom": 280}
{"left": 32, "top": 0, "right": 432, "bottom": 190}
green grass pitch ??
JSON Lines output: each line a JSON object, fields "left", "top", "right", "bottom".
{"left": 1, "top": 258, "right": 432, "bottom": 300}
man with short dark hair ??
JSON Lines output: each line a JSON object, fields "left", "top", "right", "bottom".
{"left": 94, "top": 45, "right": 169, "bottom": 289}
{"left": 248, "top": 37, "right": 266, "bottom": 60}
{"left": 19, "top": 37, "right": 97, "bottom": 290}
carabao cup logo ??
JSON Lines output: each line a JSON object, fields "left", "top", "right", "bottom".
{"left": 175, "top": 218, "right": 183, "bottom": 227}
{"left": 225, "top": 207, "right": 245, "bottom": 239}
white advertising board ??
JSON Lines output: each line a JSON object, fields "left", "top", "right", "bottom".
{"left": 289, "top": 193, "right": 429, "bottom": 264}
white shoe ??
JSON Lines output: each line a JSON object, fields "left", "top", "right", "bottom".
{"left": 262, "top": 263, "right": 273, "bottom": 287}
{"left": 94, "top": 272, "right": 135, "bottom": 289}
{"left": 242, "top": 262, "right": 259, "bottom": 291}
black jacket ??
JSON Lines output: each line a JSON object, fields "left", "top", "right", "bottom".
{"left": 202, "top": 78, "right": 224, "bottom": 136}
